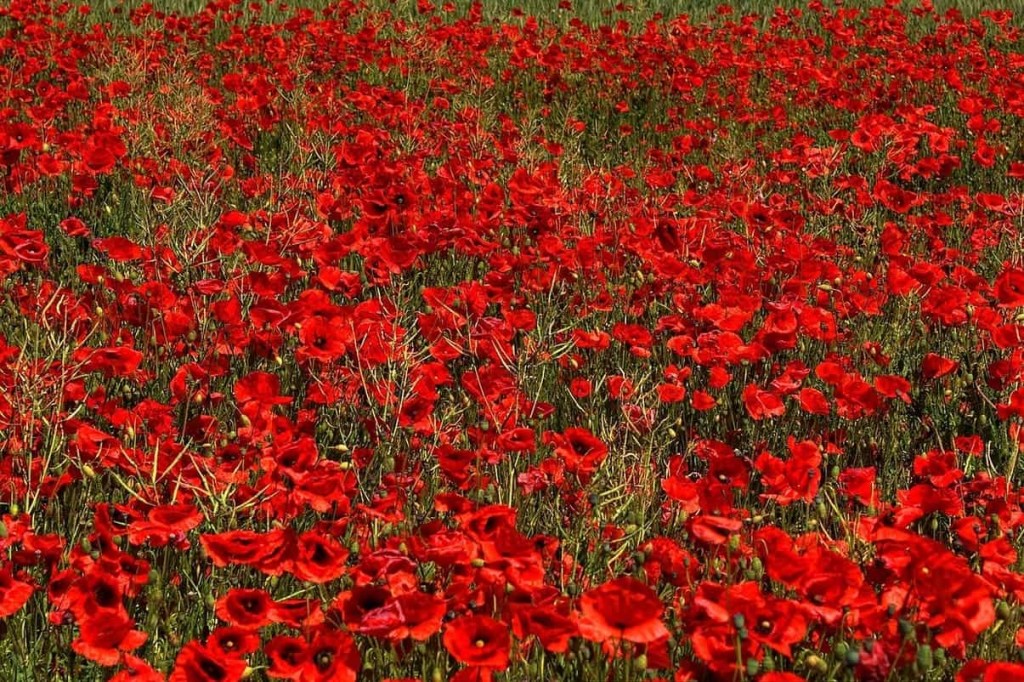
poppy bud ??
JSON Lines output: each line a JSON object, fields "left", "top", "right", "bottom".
{"left": 915, "top": 644, "right": 932, "bottom": 671}
{"left": 844, "top": 648, "right": 860, "bottom": 667}
{"left": 996, "top": 600, "right": 1011, "bottom": 619}
{"left": 805, "top": 654, "right": 827, "bottom": 673}
{"left": 81, "top": 464, "right": 96, "bottom": 478}
{"left": 431, "top": 668, "right": 444, "bottom": 682}
{"left": 0, "top": 522, "right": 7, "bottom": 539}
{"left": 9, "top": 503, "right": 19, "bottom": 516}
{"left": 471, "top": 558, "right": 485, "bottom": 568}
{"left": 241, "top": 667, "right": 255, "bottom": 679}
{"left": 898, "top": 619, "right": 914, "bottom": 637}
{"left": 635, "top": 654, "right": 648, "bottom": 671}
{"left": 79, "top": 537, "right": 91, "bottom": 553}
{"left": 745, "top": 658, "right": 759, "bottom": 676}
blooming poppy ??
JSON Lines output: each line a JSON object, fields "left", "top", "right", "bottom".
{"left": 577, "top": 576, "right": 668, "bottom": 645}
{"left": 443, "top": 615, "right": 511, "bottom": 671}
{"left": 169, "top": 641, "right": 248, "bottom": 682}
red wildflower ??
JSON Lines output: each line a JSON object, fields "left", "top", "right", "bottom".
{"left": 169, "top": 641, "right": 248, "bottom": 682}
{"left": 72, "top": 612, "right": 147, "bottom": 666}
{"left": 301, "top": 626, "right": 361, "bottom": 682}
{"left": 443, "top": 615, "right": 511, "bottom": 671}
{"left": 577, "top": 576, "right": 668, "bottom": 645}
{"left": 0, "top": 569, "right": 33, "bottom": 618}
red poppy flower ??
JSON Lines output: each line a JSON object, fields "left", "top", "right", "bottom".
{"left": 169, "top": 641, "right": 248, "bottom": 682}
{"left": 215, "top": 588, "right": 277, "bottom": 629}
{"left": 743, "top": 383, "right": 786, "bottom": 420}
{"left": 265, "top": 635, "right": 308, "bottom": 680}
{"left": 0, "top": 569, "right": 33, "bottom": 618}
{"left": 72, "top": 612, "right": 147, "bottom": 666}
{"left": 511, "top": 602, "right": 578, "bottom": 653}
{"left": 443, "top": 615, "right": 511, "bottom": 670}
{"left": 207, "top": 626, "right": 261, "bottom": 657}
{"left": 577, "top": 577, "right": 668, "bottom": 644}
{"left": 291, "top": 532, "right": 349, "bottom": 584}
{"left": 109, "top": 654, "right": 163, "bottom": 682}
{"left": 301, "top": 626, "right": 361, "bottom": 682}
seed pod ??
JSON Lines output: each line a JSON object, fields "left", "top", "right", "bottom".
{"left": 805, "top": 654, "right": 827, "bottom": 673}
{"left": 916, "top": 645, "right": 933, "bottom": 671}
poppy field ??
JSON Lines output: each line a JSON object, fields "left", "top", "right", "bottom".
{"left": 1, "top": 0, "right": 1023, "bottom": 680}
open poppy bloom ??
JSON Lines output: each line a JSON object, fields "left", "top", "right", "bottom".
{"left": 577, "top": 576, "right": 669, "bottom": 645}
{"left": 443, "top": 614, "right": 511, "bottom": 677}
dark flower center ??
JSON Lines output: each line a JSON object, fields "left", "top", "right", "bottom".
{"left": 315, "top": 649, "right": 333, "bottom": 671}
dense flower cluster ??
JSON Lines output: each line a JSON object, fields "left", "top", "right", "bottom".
{"left": 0, "top": 0, "right": 1021, "bottom": 680}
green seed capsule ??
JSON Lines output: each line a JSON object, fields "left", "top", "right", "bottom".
{"left": 916, "top": 645, "right": 933, "bottom": 671}
{"left": 805, "top": 654, "right": 827, "bottom": 673}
